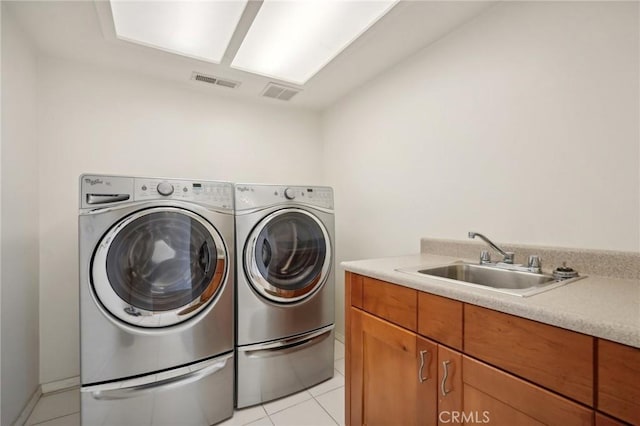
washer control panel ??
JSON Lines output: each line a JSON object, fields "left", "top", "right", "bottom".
{"left": 235, "top": 184, "right": 333, "bottom": 210}
{"left": 134, "top": 178, "right": 233, "bottom": 209}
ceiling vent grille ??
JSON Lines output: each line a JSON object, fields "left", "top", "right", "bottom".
{"left": 191, "top": 72, "right": 240, "bottom": 89}
{"left": 261, "top": 82, "right": 301, "bottom": 101}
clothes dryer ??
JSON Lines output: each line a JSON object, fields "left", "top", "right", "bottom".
{"left": 79, "top": 174, "right": 234, "bottom": 425}
{"left": 234, "top": 184, "right": 335, "bottom": 408}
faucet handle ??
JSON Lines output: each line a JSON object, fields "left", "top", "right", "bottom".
{"left": 480, "top": 250, "right": 491, "bottom": 264}
{"left": 528, "top": 255, "right": 542, "bottom": 273}
{"left": 503, "top": 252, "right": 515, "bottom": 264}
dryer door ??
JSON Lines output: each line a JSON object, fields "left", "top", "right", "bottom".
{"left": 92, "top": 207, "right": 228, "bottom": 327}
{"left": 245, "top": 208, "right": 331, "bottom": 303}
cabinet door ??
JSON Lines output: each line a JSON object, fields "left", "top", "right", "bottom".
{"left": 598, "top": 339, "right": 640, "bottom": 425}
{"left": 350, "top": 308, "right": 418, "bottom": 426}
{"left": 417, "top": 338, "right": 438, "bottom": 426}
{"left": 437, "top": 346, "right": 462, "bottom": 426}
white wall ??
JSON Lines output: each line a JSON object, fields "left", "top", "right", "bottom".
{"left": 36, "top": 57, "right": 323, "bottom": 384}
{"left": 322, "top": 2, "right": 640, "bottom": 337}
{"left": 1, "top": 5, "right": 40, "bottom": 425}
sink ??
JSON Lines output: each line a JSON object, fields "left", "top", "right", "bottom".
{"left": 420, "top": 263, "right": 555, "bottom": 289}
{"left": 397, "top": 262, "right": 584, "bottom": 297}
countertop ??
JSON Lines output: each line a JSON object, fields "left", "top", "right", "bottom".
{"left": 342, "top": 254, "right": 640, "bottom": 348}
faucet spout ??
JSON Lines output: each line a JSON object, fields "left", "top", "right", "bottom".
{"left": 468, "top": 232, "right": 514, "bottom": 264}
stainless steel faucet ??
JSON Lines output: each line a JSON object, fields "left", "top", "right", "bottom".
{"left": 468, "top": 231, "right": 515, "bottom": 264}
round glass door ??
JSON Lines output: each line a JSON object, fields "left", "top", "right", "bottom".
{"left": 245, "top": 208, "right": 331, "bottom": 303}
{"left": 92, "top": 207, "right": 227, "bottom": 327}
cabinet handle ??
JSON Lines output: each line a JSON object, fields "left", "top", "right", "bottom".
{"left": 441, "top": 360, "right": 451, "bottom": 396}
{"left": 418, "top": 350, "right": 430, "bottom": 383}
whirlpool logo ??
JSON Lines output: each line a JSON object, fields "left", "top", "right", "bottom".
{"left": 85, "top": 178, "right": 103, "bottom": 185}
{"left": 84, "top": 178, "right": 109, "bottom": 186}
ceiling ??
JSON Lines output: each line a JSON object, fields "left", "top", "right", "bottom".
{"left": 6, "top": 1, "right": 495, "bottom": 110}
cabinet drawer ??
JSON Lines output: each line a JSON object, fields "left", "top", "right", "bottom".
{"left": 464, "top": 305, "right": 594, "bottom": 406}
{"left": 463, "top": 356, "right": 593, "bottom": 426}
{"left": 597, "top": 339, "right": 640, "bottom": 425}
{"left": 362, "top": 276, "right": 417, "bottom": 331}
{"left": 418, "top": 292, "right": 463, "bottom": 350}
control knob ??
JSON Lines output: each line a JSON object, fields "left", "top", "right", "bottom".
{"left": 157, "top": 182, "right": 174, "bottom": 196}
{"left": 284, "top": 187, "right": 296, "bottom": 200}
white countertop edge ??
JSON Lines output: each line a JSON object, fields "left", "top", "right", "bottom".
{"left": 341, "top": 254, "right": 640, "bottom": 349}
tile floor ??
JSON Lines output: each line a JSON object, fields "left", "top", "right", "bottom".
{"left": 25, "top": 340, "right": 346, "bottom": 426}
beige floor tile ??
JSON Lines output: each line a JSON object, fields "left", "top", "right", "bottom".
{"left": 245, "top": 416, "right": 274, "bottom": 426}
{"left": 334, "top": 358, "right": 345, "bottom": 376}
{"left": 218, "top": 405, "right": 268, "bottom": 426}
{"left": 26, "top": 389, "right": 80, "bottom": 425}
{"left": 262, "top": 390, "right": 313, "bottom": 415}
{"left": 269, "top": 399, "right": 337, "bottom": 426}
{"left": 32, "top": 412, "right": 80, "bottom": 426}
{"left": 315, "top": 387, "right": 345, "bottom": 426}
{"left": 308, "top": 372, "right": 345, "bottom": 397}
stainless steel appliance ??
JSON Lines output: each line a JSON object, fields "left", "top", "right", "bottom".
{"left": 79, "top": 174, "right": 235, "bottom": 425}
{"left": 234, "top": 184, "right": 335, "bottom": 408}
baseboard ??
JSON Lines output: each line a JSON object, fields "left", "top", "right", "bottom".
{"left": 335, "top": 331, "right": 345, "bottom": 343}
{"left": 12, "top": 386, "right": 41, "bottom": 426}
{"left": 40, "top": 376, "right": 80, "bottom": 394}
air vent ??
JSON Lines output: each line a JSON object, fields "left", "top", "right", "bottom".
{"left": 261, "top": 82, "right": 301, "bottom": 101}
{"left": 191, "top": 72, "right": 240, "bottom": 89}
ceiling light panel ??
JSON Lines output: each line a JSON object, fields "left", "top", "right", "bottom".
{"left": 110, "top": 0, "right": 247, "bottom": 63}
{"left": 231, "top": 0, "right": 397, "bottom": 85}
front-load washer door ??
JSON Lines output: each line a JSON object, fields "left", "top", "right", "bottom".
{"left": 245, "top": 208, "right": 331, "bottom": 303}
{"left": 92, "top": 207, "right": 228, "bottom": 328}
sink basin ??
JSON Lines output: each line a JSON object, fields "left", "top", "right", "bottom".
{"left": 397, "top": 262, "right": 583, "bottom": 297}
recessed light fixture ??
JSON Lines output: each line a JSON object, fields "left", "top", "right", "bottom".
{"left": 231, "top": 0, "right": 397, "bottom": 85}
{"left": 110, "top": 0, "right": 248, "bottom": 63}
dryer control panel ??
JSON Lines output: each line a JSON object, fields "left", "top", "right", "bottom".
{"left": 80, "top": 174, "right": 233, "bottom": 210}
{"left": 134, "top": 178, "right": 233, "bottom": 209}
{"left": 235, "top": 184, "right": 333, "bottom": 211}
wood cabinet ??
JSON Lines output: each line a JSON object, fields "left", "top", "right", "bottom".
{"left": 350, "top": 308, "right": 418, "bottom": 426}
{"left": 349, "top": 308, "right": 462, "bottom": 426}
{"left": 595, "top": 412, "right": 627, "bottom": 426}
{"left": 418, "top": 292, "right": 463, "bottom": 350}
{"left": 345, "top": 272, "right": 638, "bottom": 426}
{"left": 464, "top": 304, "right": 594, "bottom": 405}
{"left": 463, "top": 356, "right": 593, "bottom": 426}
{"left": 416, "top": 338, "right": 438, "bottom": 426}
{"left": 437, "top": 345, "right": 462, "bottom": 425}
{"left": 346, "top": 273, "right": 462, "bottom": 425}
{"left": 597, "top": 339, "right": 640, "bottom": 425}
{"left": 362, "top": 275, "right": 417, "bottom": 330}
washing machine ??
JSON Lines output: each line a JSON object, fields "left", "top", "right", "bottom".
{"left": 234, "top": 183, "right": 335, "bottom": 408}
{"left": 79, "top": 174, "right": 235, "bottom": 425}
